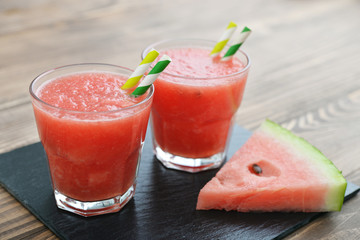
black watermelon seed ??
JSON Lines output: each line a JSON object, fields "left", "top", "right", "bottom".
{"left": 252, "top": 164, "right": 262, "bottom": 174}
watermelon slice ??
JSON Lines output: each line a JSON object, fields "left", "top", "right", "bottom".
{"left": 196, "top": 119, "right": 347, "bottom": 212}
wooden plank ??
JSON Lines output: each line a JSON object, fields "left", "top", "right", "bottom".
{"left": 0, "top": 188, "right": 51, "bottom": 240}
{"left": 0, "top": 102, "right": 39, "bottom": 154}
{"left": 1, "top": 0, "right": 359, "bottom": 104}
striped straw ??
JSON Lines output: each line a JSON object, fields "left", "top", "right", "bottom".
{"left": 222, "top": 26, "right": 251, "bottom": 61}
{"left": 210, "top": 21, "right": 237, "bottom": 58}
{"left": 131, "top": 55, "right": 172, "bottom": 97}
{"left": 121, "top": 48, "right": 159, "bottom": 90}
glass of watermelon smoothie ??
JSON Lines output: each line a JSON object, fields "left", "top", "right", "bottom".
{"left": 142, "top": 39, "right": 250, "bottom": 173}
{"left": 29, "top": 63, "right": 153, "bottom": 217}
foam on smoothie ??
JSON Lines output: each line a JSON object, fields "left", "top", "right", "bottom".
{"left": 37, "top": 72, "right": 146, "bottom": 112}
{"left": 160, "top": 47, "right": 245, "bottom": 78}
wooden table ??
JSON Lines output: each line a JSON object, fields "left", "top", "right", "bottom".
{"left": 1, "top": 0, "right": 359, "bottom": 239}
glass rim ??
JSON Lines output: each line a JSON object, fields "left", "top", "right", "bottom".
{"left": 29, "top": 63, "right": 154, "bottom": 115}
{"left": 141, "top": 38, "right": 251, "bottom": 80}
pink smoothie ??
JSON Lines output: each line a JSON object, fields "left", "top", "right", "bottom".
{"left": 33, "top": 72, "right": 152, "bottom": 201}
{"left": 152, "top": 47, "right": 248, "bottom": 158}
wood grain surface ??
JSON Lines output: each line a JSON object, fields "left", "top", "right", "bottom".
{"left": 1, "top": 0, "right": 360, "bottom": 239}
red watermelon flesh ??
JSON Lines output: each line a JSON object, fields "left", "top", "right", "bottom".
{"left": 196, "top": 119, "right": 347, "bottom": 212}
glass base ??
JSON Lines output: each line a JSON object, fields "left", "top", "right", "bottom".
{"left": 54, "top": 184, "right": 135, "bottom": 217}
{"left": 153, "top": 144, "right": 226, "bottom": 173}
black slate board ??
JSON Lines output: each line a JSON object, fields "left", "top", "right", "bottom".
{"left": 0, "top": 125, "right": 359, "bottom": 240}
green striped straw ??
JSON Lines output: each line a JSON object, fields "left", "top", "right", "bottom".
{"left": 210, "top": 21, "right": 237, "bottom": 58}
{"left": 222, "top": 26, "right": 251, "bottom": 61}
{"left": 131, "top": 55, "right": 172, "bottom": 97}
{"left": 121, "top": 48, "right": 159, "bottom": 90}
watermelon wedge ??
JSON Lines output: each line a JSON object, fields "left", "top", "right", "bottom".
{"left": 196, "top": 119, "right": 347, "bottom": 212}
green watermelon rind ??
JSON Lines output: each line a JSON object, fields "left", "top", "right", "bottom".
{"left": 260, "top": 119, "right": 347, "bottom": 211}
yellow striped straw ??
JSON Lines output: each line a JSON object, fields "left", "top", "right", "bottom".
{"left": 121, "top": 48, "right": 159, "bottom": 90}
{"left": 210, "top": 21, "right": 237, "bottom": 57}
{"left": 131, "top": 55, "right": 172, "bottom": 97}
